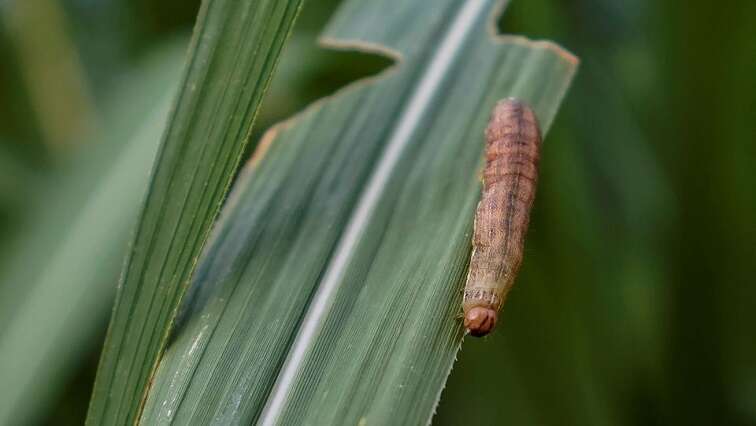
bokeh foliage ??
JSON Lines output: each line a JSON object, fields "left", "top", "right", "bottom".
{"left": 0, "top": 0, "right": 754, "bottom": 425}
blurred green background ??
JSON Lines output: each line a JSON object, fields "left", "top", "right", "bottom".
{"left": 0, "top": 0, "right": 754, "bottom": 425}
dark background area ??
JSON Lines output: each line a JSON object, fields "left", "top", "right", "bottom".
{"left": 0, "top": 0, "right": 754, "bottom": 424}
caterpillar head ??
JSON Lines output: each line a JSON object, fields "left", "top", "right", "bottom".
{"left": 464, "top": 306, "right": 497, "bottom": 337}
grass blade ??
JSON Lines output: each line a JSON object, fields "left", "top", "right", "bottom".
{"left": 139, "top": 0, "right": 577, "bottom": 424}
{"left": 0, "top": 99, "right": 169, "bottom": 426}
{"left": 86, "top": 1, "right": 304, "bottom": 424}
{"left": 261, "top": 1, "right": 495, "bottom": 421}
{"left": 0, "top": 42, "right": 184, "bottom": 426}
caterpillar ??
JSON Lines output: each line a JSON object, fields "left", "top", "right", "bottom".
{"left": 463, "top": 98, "right": 541, "bottom": 337}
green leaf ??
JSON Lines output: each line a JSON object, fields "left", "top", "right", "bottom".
{"left": 0, "top": 40, "right": 184, "bottom": 426}
{"left": 86, "top": 1, "right": 304, "bottom": 424}
{"left": 0, "top": 102, "right": 169, "bottom": 426}
{"left": 139, "top": 0, "right": 577, "bottom": 424}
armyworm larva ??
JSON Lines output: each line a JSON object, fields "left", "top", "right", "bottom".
{"left": 463, "top": 98, "right": 541, "bottom": 337}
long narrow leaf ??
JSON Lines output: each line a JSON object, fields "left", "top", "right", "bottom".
{"left": 86, "top": 1, "right": 304, "bottom": 424}
{"left": 141, "top": 0, "right": 577, "bottom": 424}
{"left": 0, "top": 98, "right": 170, "bottom": 426}
{"left": 0, "top": 42, "right": 184, "bottom": 426}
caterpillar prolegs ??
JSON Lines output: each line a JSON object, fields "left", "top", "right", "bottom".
{"left": 463, "top": 98, "right": 541, "bottom": 337}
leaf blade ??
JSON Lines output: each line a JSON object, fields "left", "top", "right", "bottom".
{"left": 0, "top": 41, "right": 186, "bottom": 426}
{"left": 86, "top": 1, "right": 304, "bottom": 424}
{"left": 140, "top": 0, "right": 577, "bottom": 424}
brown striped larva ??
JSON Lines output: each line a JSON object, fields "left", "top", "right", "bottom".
{"left": 463, "top": 98, "right": 541, "bottom": 337}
